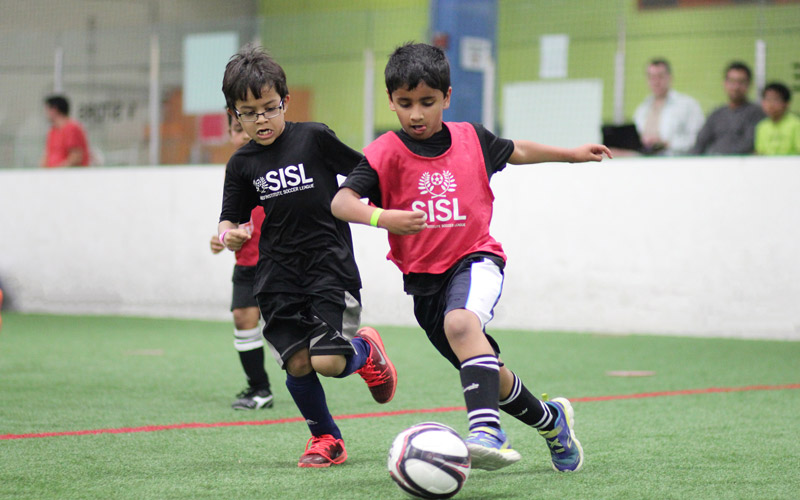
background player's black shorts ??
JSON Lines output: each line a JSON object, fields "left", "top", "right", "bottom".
{"left": 256, "top": 289, "right": 362, "bottom": 369}
{"left": 413, "top": 256, "right": 503, "bottom": 369}
{"left": 231, "top": 265, "right": 258, "bottom": 311}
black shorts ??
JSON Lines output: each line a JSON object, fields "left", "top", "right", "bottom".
{"left": 413, "top": 256, "right": 503, "bottom": 369}
{"left": 257, "top": 289, "right": 362, "bottom": 369}
{"left": 231, "top": 265, "right": 259, "bottom": 311}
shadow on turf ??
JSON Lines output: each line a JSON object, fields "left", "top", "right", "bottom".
{"left": 461, "top": 468, "right": 553, "bottom": 499}
{"left": 251, "top": 455, "right": 546, "bottom": 499}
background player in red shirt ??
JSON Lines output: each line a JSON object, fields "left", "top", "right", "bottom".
{"left": 41, "top": 95, "right": 90, "bottom": 168}
{"left": 333, "top": 42, "right": 611, "bottom": 473}
{"left": 210, "top": 115, "right": 274, "bottom": 410}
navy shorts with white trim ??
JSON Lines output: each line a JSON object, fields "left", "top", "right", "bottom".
{"left": 413, "top": 255, "right": 504, "bottom": 369}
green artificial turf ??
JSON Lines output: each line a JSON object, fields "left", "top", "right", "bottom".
{"left": 1, "top": 312, "right": 799, "bottom": 499}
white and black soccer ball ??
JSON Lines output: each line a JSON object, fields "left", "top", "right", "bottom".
{"left": 387, "top": 422, "right": 471, "bottom": 499}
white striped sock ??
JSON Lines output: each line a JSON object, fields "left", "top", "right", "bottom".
{"left": 532, "top": 401, "right": 554, "bottom": 429}
{"left": 461, "top": 355, "right": 499, "bottom": 371}
{"left": 468, "top": 408, "right": 501, "bottom": 428}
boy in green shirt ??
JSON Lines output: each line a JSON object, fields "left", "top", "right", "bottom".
{"left": 755, "top": 82, "right": 800, "bottom": 155}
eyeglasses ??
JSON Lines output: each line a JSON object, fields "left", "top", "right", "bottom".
{"left": 235, "top": 100, "right": 284, "bottom": 122}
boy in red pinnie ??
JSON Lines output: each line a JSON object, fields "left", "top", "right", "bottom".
{"left": 333, "top": 42, "right": 611, "bottom": 472}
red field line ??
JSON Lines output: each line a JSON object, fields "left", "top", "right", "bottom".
{"left": 0, "top": 407, "right": 467, "bottom": 441}
{"left": 2, "top": 384, "right": 798, "bottom": 441}
{"left": 571, "top": 383, "right": 800, "bottom": 402}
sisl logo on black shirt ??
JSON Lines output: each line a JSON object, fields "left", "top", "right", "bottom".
{"left": 252, "top": 163, "right": 315, "bottom": 200}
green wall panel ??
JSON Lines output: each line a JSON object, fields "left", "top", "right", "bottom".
{"left": 256, "top": 0, "right": 799, "bottom": 142}
{"left": 259, "top": 0, "right": 429, "bottom": 149}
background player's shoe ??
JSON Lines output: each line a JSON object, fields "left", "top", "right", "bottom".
{"left": 297, "top": 434, "right": 347, "bottom": 468}
{"left": 539, "top": 397, "right": 584, "bottom": 472}
{"left": 355, "top": 327, "right": 397, "bottom": 404}
{"left": 465, "top": 426, "right": 522, "bottom": 471}
{"left": 231, "top": 386, "right": 274, "bottom": 410}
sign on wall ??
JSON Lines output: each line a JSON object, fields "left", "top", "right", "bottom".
{"left": 502, "top": 79, "right": 603, "bottom": 147}
{"left": 183, "top": 32, "right": 239, "bottom": 115}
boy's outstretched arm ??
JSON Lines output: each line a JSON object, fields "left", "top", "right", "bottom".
{"left": 332, "top": 188, "right": 427, "bottom": 235}
{"left": 217, "top": 220, "right": 251, "bottom": 251}
{"left": 508, "top": 141, "right": 612, "bottom": 165}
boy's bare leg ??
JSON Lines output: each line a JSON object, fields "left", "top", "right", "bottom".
{"left": 498, "top": 364, "right": 515, "bottom": 400}
{"left": 310, "top": 354, "right": 347, "bottom": 377}
{"left": 443, "top": 309, "right": 492, "bottom": 360}
{"left": 444, "top": 309, "right": 521, "bottom": 470}
{"left": 231, "top": 306, "right": 272, "bottom": 410}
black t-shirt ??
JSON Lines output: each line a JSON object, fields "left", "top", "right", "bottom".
{"left": 220, "top": 121, "right": 364, "bottom": 295}
{"left": 340, "top": 123, "right": 515, "bottom": 295}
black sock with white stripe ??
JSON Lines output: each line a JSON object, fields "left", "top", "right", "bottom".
{"left": 460, "top": 355, "right": 501, "bottom": 431}
{"left": 238, "top": 347, "right": 269, "bottom": 390}
{"left": 498, "top": 371, "right": 556, "bottom": 431}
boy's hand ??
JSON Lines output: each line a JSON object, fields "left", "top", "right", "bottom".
{"left": 572, "top": 144, "right": 613, "bottom": 162}
{"left": 221, "top": 228, "right": 251, "bottom": 251}
{"left": 381, "top": 209, "right": 427, "bottom": 235}
{"left": 209, "top": 235, "right": 225, "bottom": 254}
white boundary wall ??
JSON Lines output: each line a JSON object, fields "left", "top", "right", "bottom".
{"left": 1, "top": 157, "right": 799, "bottom": 340}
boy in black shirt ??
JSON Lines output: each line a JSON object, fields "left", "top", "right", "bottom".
{"left": 333, "top": 42, "right": 610, "bottom": 472}
{"left": 218, "top": 44, "right": 397, "bottom": 468}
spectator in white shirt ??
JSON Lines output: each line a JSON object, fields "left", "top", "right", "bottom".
{"left": 633, "top": 59, "right": 705, "bottom": 156}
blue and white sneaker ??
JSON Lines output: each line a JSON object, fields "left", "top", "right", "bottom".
{"left": 538, "top": 397, "right": 584, "bottom": 472}
{"left": 465, "top": 426, "right": 522, "bottom": 471}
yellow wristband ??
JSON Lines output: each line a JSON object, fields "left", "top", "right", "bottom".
{"left": 369, "top": 208, "right": 384, "bottom": 227}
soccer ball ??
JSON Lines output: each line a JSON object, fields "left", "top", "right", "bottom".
{"left": 387, "top": 422, "right": 471, "bottom": 499}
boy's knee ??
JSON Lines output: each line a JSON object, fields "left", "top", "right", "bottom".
{"left": 444, "top": 309, "right": 481, "bottom": 342}
{"left": 285, "top": 349, "right": 313, "bottom": 377}
{"left": 311, "top": 354, "right": 347, "bottom": 377}
{"left": 232, "top": 307, "right": 260, "bottom": 330}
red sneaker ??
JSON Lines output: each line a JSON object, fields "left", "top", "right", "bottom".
{"left": 298, "top": 434, "right": 347, "bottom": 468}
{"left": 355, "top": 327, "right": 397, "bottom": 404}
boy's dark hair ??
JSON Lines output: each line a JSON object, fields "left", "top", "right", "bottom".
{"left": 44, "top": 95, "right": 70, "bottom": 116}
{"left": 725, "top": 61, "right": 752, "bottom": 81}
{"left": 385, "top": 42, "right": 450, "bottom": 96}
{"left": 222, "top": 43, "right": 288, "bottom": 111}
{"left": 763, "top": 81, "right": 791, "bottom": 103}
{"left": 649, "top": 58, "right": 671, "bottom": 75}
